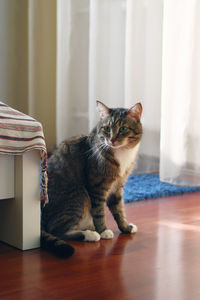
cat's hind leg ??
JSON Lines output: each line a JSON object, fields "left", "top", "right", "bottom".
{"left": 64, "top": 230, "right": 101, "bottom": 242}
{"left": 43, "top": 186, "right": 92, "bottom": 237}
{"left": 64, "top": 214, "right": 101, "bottom": 242}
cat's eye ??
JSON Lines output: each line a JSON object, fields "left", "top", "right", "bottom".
{"left": 103, "top": 126, "right": 110, "bottom": 133}
{"left": 119, "top": 126, "right": 128, "bottom": 134}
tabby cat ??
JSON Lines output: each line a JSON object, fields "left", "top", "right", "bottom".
{"left": 41, "top": 101, "right": 143, "bottom": 258}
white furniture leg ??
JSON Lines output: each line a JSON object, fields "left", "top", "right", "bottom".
{"left": 0, "top": 150, "right": 41, "bottom": 250}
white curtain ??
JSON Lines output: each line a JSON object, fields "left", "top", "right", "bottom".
{"left": 160, "top": 0, "right": 200, "bottom": 186}
{"left": 1, "top": 0, "right": 200, "bottom": 186}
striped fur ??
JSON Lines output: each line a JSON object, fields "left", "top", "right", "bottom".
{"left": 41, "top": 102, "right": 143, "bottom": 258}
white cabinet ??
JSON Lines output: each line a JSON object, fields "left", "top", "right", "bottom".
{"left": 0, "top": 155, "right": 14, "bottom": 200}
{"left": 0, "top": 151, "right": 40, "bottom": 250}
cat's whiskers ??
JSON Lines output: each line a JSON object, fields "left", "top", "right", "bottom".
{"left": 87, "top": 142, "right": 105, "bottom": 161}
{"left": 90, "top": 142, "right": 109, "bottom": 163}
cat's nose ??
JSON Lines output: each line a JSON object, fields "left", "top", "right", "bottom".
{"left": 111, "top": 138, "right": 115, "bottom": 144}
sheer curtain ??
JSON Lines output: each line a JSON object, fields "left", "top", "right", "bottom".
{"left": 160, "top": 0, "right": 200, "bottom": 186}
{"left": 1, "top": 0, "right": 200, "bottom": 186}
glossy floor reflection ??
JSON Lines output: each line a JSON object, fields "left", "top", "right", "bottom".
{"left": 0, "top": 192, "right": 200, "bottom": 299}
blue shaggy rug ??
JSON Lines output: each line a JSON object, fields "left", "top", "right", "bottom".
{"left": 123, "top": 173, "right": 200, "bottom": 203}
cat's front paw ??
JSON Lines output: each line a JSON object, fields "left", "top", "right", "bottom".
{"left": 127, "top": 223, "right": 138, "bottom": 233}
{"left": 100, "top": 229, "right": 114, "bottom": 239}
{"left": 84, "top": 230, "right": 101, "bottom": 242}
{"left": 129, "top": 223, "right": 138, "bottom": 233}
{"left": 120, "top": 223, "right": 138, "bottom": 234}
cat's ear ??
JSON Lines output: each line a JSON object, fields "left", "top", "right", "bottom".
{"left": 96, "top": 101, "right": 110, "bottom": 119}
{"left": 128, "top": 103, "right": 143, "bottom": 121}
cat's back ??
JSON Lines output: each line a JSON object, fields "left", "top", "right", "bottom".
{"left": 48, "top": 135, "right": 89, "bottom": 178}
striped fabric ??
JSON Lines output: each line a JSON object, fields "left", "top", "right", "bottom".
{"left": 0, "top": 101, "right": 48, "bottom": 204}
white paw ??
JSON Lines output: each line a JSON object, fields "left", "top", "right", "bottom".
{"left": 129, "top": 223, "right": 138, "bottom": 233}
{"left": 84, "top": 230, "right": 100, "bottom": 242}
{"left": 100, "top": 229, "right": 114, "bottom": 239}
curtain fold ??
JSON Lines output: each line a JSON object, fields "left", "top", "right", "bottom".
{"left": 88, "top": 0, "right": 126, "bottom": 130}
{"left": 0, "top": 0, "right": 200, "bottom": 185}
{"left": 28, "top": 0, "right": 57, "bottom": 151}
{"left": 160, "top": 0, "right": 200, "bottom": 186}
{"left": 56, "top": 0, "right": 72, "bottom": 145}
{"left": 0, "top": 0, "right": 57, "bottom": 151}
{"left": 125, "top": 0, "right": 163, "bottom": 173}
{"left": 57, "top": 0, "right": 90, "bottom": 144}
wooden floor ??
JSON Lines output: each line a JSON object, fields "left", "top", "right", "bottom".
{"left": 1, "top": 192, "right": 200, "bottom": 300}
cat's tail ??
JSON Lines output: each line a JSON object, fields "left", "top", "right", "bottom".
{"left": 41, "top": 230, "right": 74, "bottom": 259}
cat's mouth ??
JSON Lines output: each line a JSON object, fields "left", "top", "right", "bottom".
{"left": 106, "top": 140, "right": 126, "bottom": 150}
{"left": 110, "top": 145, "right": 122, "bottom": 149}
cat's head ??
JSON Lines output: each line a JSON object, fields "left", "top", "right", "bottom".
{"left": 96, "top": 101, "right": 143, "bottom": 150}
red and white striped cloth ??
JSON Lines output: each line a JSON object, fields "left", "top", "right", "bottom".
{"left": 0, "top": 101, "right": 48, "bottom": 204}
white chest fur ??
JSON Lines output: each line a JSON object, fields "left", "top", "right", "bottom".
{"left": 114, "top": 143, "right": 140, "bottom": 177}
